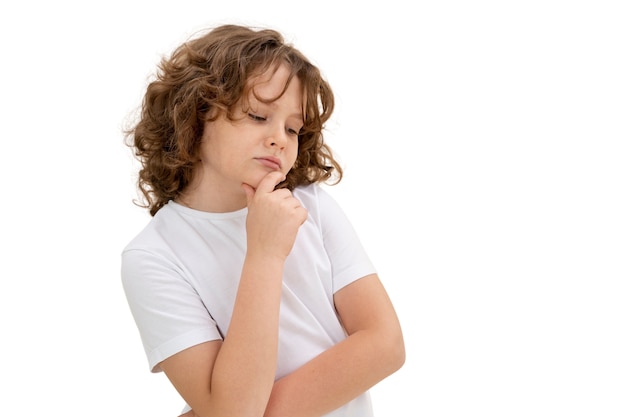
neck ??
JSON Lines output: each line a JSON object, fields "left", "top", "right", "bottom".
{"left": 177, "top": 176, "right": 247, "bottom": 213}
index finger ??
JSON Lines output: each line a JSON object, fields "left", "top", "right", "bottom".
{"left": 254, "top": 171, "right": 286, "bottom": 195}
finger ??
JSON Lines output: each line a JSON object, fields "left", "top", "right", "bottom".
{"left": 271, "top": 188, "right": 293, "bottom": 200}
{"left": 255, "top": 171, "right": 286, "bottom": 195}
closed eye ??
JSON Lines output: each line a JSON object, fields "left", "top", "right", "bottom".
{"left": 248, "top": 113, "right": 266, "bottom": 122}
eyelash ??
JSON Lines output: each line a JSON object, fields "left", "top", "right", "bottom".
{"left": 248, "top": 113, "right": 300, "bottom": 137}
{"left": 248, "top": 113, "right": 266, "bottom": 122}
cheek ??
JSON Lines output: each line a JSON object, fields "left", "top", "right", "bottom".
{"left": 286, "top": 143, "right": 299, "bottom": 171}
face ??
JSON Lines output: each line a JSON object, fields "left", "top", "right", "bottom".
{"left": 196, "top": 64, "right": 304, "bottom": 204}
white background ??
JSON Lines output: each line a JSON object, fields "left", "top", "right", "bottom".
{"left": 1, "top": 1, "right": 624, "bottom": 415}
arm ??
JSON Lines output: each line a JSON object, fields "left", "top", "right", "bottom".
{"left": 263, "top": 273, "right": 405, "bottom": 417}
{"left": 160, "top": 171, "right": 308, "bottom": 417}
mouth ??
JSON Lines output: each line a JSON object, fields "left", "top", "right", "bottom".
{"left": 255, "top": 156, "right": 282, "bottom": 171}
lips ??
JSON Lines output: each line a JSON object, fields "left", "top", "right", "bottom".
{"left": 256, "top": 156, "right": 282, "bottom": 170}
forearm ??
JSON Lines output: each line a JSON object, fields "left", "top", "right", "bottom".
{"left": 174, "top": 174, "right": 307, "bottom": 417}
{"left": 263, "top": 328, "right": 405, "bottom": 417}
{"left": 208, "top": 254, "right": 285, "bottom": 415}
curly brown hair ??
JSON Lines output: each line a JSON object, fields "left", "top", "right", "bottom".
{"left": 125, "top": 24, "right": 342, "bottom": 216}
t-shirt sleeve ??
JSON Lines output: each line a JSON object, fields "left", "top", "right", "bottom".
{"left": 315, "top": 186, "right": 377, "bottom": 292}
{"left": 121, "top": 248, "right": 222, "bottom": 372}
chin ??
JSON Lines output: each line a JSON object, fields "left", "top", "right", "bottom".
{"left": 244, "top": 174, "right": 268, "bottom": 190}
{"left": 245, "top": 166, "right": 290, "bottom": 191}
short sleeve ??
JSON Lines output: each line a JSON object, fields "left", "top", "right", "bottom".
{"left": 121, "top": 248, "right": 222, "bottom": 372}
{"left": 315, "top": 187, "right": 377, "bottom": 292}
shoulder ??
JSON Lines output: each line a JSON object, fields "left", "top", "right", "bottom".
{"left": 123, "top": 203, "right": 176, "bottom": 253}
{"left": 122, "top": 202, "right": 205, "bottom": 266}
{"left": 293, "top": 183, "right": 339, "bottom": 211}
{"left": 121, "top": 202, "right": 199, "bottom": 291}
{"left": 293, "top": 184, "right": 353, "bottom": 234}
{"left": 292, "top": 183, "right": 319, "bottom": 200}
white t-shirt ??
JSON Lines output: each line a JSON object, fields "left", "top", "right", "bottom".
{"left": 122, "top": 183, "right": 376, "bottom": 416}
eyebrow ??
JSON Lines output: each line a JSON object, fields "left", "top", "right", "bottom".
{"left": 289, "top": 110, "right": 304, "bottom": 120}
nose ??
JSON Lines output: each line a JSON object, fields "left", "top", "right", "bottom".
{"left": 265, "top": 123, "right": 288, "bottom": 150}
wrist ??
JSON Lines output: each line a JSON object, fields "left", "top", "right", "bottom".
{"left": 243, "top": 251, "right": 286, "bottom": 275}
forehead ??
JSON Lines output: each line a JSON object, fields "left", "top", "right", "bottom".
{"left": 248, "top": 64, "right": 302, "bottom": 102}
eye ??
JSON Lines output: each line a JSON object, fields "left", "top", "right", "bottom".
{"left": 248, "top": 113, "right": 266, "bottom": 122}
{"left": 286, "top": 127, "right": 300, "bottom": 136}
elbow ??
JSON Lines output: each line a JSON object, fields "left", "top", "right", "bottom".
{"left": 378, "top": 327, "right": 406, "bottom": 376}
{"left": 390, "top": 331, "right": 406, "bottom": 373}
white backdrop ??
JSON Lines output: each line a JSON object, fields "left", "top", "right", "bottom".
{"left": 1, "top": 1, "right": 624, "bottom": 416}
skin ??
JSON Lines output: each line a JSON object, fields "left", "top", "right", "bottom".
{"left": 162, "top": 64, "right": 405, "bottom": 417}
{"left": 177, "top": 64, "right": 303, "bottom": 213}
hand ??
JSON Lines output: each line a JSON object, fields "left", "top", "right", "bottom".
{"left": 242, "top": 171, "right": 308, "bottom": 261}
